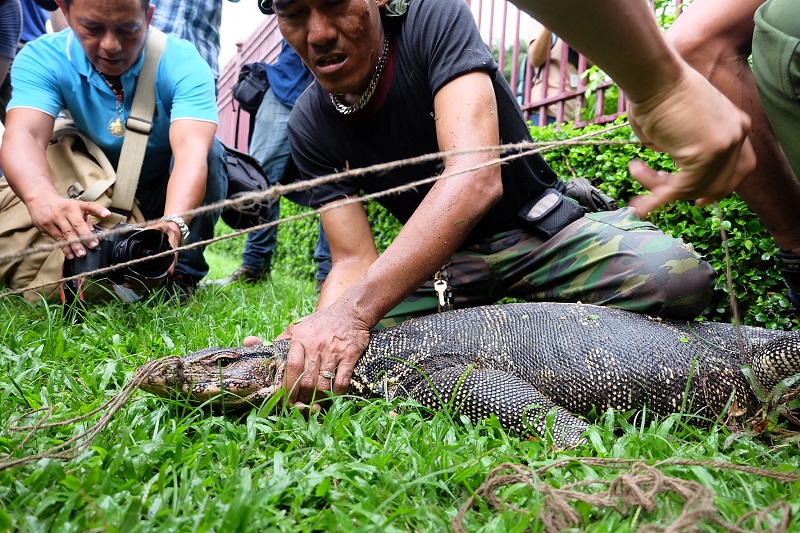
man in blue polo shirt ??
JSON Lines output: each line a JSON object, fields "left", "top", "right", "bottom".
{"left": 0, "top": 0, "right": 227, "bottom": 300}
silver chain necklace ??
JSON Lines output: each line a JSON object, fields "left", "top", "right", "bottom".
{"left": 330, "top": 35, "right": 390, "bottom": 115}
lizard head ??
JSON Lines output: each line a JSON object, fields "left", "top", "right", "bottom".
{"left": 135, "top": 342, "right": 288, "bottom": 411}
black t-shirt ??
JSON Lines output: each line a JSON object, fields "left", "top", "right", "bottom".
{"left": 287, "top": 0, "right": 560, "bottom": 242}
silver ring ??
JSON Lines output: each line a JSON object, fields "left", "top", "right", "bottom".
{"left": 320, "top": 369, "right": 336, "bottom": 380}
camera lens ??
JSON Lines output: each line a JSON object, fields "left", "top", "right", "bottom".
{"left": 113, "top": 229, "right": 173, "bottom": 279}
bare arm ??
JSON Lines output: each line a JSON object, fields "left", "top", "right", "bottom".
{"left": 276, "top": 71, "right": 503, "bottom": 405}
{"left": 669, "top": 0, "right": 762, "bottom": 61}
{"left": 276, "top": 201, "right": 377, "bottom": 405}
{"left": 510, "top": 0, "right": 756, "bottom": 214}
{"left": 527, "top": 23, "right": 551, "bottom": 68}
{"left": 150, "top": 119, "right": 216, "bottom": 255}
{"left": 0, "top": 108, "right": 110, "bottom": 258}
{"left": 315, "top": 201, "right": 379, "bottom": 309}
{"left": 346, "top": 71, "right": 502, "bottom": 325}
{"left": 512, "top": 0, "right": 694, "bottom": 103}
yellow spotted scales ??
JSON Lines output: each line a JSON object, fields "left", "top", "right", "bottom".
{"left": 136, "top": 302, "right": 800, "bottom": 446}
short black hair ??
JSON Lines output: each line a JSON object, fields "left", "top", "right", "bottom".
{"left": 32, "top": 0, "right": 58, "bottom": 10}
{"left": 62, "top": 0, "right": 151, "bottom": 11}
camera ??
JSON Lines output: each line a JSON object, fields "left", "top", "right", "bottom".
{"left": 62, "top": 223, "right": 174, "bottom": 304}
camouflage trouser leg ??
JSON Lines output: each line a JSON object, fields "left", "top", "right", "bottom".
{"left": 378, "top": 208, "right": 715, "bottom": 329}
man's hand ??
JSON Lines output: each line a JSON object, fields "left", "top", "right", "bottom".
{"left": 0, "top": 108, "right": 114, "bottom": 259}
{"left": 274, "top": 302, "right": 371, "bottom": 408}
{"left": 148, "top": 218, "right": 183, "bottom": 275}
{"left": 27, "top": 193, "right": 110, "bottom": 259}
{"left": 626, "top": 64, "right": 756, "bottom": 216}
{"left": 507, "top": 0, "right": 757, "bottom": 216}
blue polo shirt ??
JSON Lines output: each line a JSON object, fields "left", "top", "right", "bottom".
{"left": 8, "top": 29, "right": 218, "bottom": 182}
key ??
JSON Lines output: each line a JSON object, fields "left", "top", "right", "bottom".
{"left": 434, "top": 279, "right": 447, "bottom": 308}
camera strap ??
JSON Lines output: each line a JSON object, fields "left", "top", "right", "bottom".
{"left": 112, "top": 28, "right": 168, "bottom": 221}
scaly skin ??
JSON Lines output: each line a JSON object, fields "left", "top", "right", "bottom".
{"left": 136, "top": 302, "right": 800, "bottom": 446}
{"left": 137, "top": 345, "right": 288, "bottom": 409}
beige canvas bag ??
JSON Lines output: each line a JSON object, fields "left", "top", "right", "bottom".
{"left": 0, "top": 29, "right": 167, "bottom": 303}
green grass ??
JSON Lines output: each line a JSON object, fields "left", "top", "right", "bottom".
{"left": 1, "top": 244, "right": 799, "bottom": 532}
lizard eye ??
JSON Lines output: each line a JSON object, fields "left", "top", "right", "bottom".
{"left": 215, "top": 356, "right": 234, "bottom": 367}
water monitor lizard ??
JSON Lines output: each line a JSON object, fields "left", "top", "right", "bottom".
{"left": 136, "top": 302, "right": 800, "bottom": 446}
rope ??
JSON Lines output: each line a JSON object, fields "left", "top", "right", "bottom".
{"left": 0, "top": 359, "right": 163, "bottom": 472}
{"left": 0, "top": 127, "right": 633, "bottom": 300}
{"left": 451, "top": 459, "right": 796, "bottom": 533}
{"left": 0, "top": 132, "right": 631, "bottom": 266}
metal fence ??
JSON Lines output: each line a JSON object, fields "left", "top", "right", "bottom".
{"left": 215, "top": 1, "right": 624, "bottom": 151}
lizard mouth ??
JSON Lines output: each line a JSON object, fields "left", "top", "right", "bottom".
{"left": 135, "top": 356, "right": 185, "bottom": 397}
{"left": 189, "top": 378, "right": 258, "bottom": 397}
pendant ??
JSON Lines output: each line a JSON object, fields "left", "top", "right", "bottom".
{"left": 108, "top": 91, "right": 126, "bottom": 137}
{"left": 108, "top": 116, "right": 125, "bottom": 137}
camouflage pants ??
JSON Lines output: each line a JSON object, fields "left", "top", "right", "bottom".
{"left": 378, "top": 208, "right": 716, "bottom": 328}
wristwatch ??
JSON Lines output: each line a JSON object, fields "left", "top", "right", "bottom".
{"left": 161, "top": 215, "right": 190, "bottom": 246}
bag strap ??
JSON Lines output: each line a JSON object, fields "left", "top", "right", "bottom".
{"left": 112, "top": 28, "right": 168, "bottom": 216}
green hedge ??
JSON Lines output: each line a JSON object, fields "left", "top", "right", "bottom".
{"left": 265, "top": 199, "right": 401, "bottom": 280}
{"left": 211, "top": 198, "right": 402, "bottom": 281}
{"left": 264, "top": 120, "right": 793, "bottom": 329}
{"left": 271, "top": 200, "right": 321, "bottom": 280}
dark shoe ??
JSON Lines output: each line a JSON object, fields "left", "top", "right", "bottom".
{"left": 160, "top": 274, "right": 196, "bottom": 305}
{"left": 315, "top": 278, "right": 325, "bottom": 293}
{"left": 206, "top": 266, "right": 268, "bottom": 287}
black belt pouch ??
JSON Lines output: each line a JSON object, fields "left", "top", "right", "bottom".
{"left": 518, "top": 188, "right": 586, "bottom": 240}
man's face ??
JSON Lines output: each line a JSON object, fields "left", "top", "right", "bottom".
{"left": 59, "top": 0, "right": 154, "bottom": 77}
{"left": 273, "top": 0, "right": 387, "bottom": 98}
